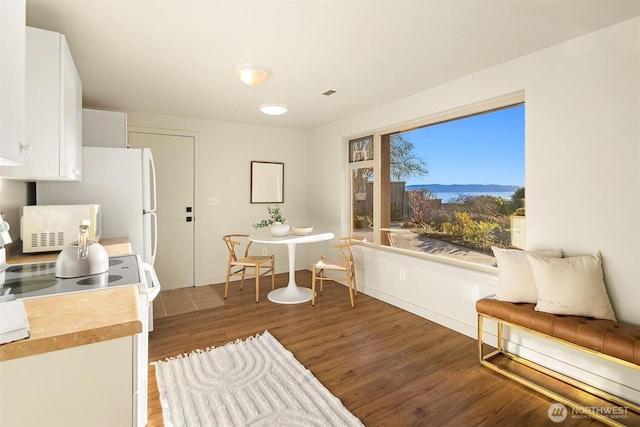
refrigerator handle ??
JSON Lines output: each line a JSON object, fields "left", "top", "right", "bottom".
{"left": 149, "top": 211, "right": 158, "bottom": 265}
{"left": 149, "top": 151, "right": 158, "bottom": 213}
{"left": 142, "top": 262, "right": 161, "bottom": 301}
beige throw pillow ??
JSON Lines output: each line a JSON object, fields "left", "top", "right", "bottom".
{"left": 492, "top": 247, "right": 563, "bottom": 303}
{"left": 527, "top": 253, "right": 616, "bottom": 321}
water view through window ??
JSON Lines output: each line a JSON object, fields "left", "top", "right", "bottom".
{"left": 350, "top": 103, "right": 525, "bottom": 267}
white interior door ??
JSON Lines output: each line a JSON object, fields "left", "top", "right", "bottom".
{"left": 129, "top": 132, "right": 195, "bottom": 289}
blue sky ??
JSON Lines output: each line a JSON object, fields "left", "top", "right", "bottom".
{"left": 402, "top": 104, "right": 525, "bottom": 186}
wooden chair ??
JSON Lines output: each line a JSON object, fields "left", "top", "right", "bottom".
{"left": 223, "top": 234, "right": 275, "bottom": 303}
{"left": 311, "top": 236, "right": 364, "bottom": 307}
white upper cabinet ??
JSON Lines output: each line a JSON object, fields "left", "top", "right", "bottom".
{"left": 0, "top": 0, "right": 26, "bottom": 166}
{"left": 0, "top": 26, "right": 82, "bottom": 180}
{"left": 83, "top": 108, "right": 128, "bottom": 148}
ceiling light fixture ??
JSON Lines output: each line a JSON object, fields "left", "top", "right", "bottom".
{"left": 236, "top": 64, "right": 272, "bottom": 87}
{"left": 259, "top": 103, "right": 288, "bottom": 116}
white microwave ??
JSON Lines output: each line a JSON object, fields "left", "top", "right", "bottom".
{"left": 21, "top": 205, "right": 102, "bottom": 253}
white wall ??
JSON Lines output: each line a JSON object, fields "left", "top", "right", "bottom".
{"left": 105, "top": 17, "right": 639, "bottom": 400}
{"left": 0, "top": 178, "right": 32, "bottom": 255}
{"left": 308, "top": 18, "right": 640, "bottom": 400}
{"left": 123, "top": 112, "right": 310, "bottom": 286}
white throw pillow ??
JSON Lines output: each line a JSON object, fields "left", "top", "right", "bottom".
{"left": 492, "top": 247, "right": 563, "bottom": 303}
{"left": 527, "top": 253, "right": 616, "bottom": 321}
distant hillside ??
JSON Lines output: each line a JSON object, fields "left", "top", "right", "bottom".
{"left": 406, "top": 184, "right": 519, "bottom": 193}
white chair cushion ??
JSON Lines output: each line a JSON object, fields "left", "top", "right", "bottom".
{"left": 315, "top": 257, "right": 346, "bottom": 269}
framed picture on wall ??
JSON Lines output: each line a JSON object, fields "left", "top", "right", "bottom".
{"left": 250, "top": 161, "right": 284, "bottom": 203}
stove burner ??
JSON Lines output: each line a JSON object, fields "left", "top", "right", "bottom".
{"left": 3, "top": 255, "right": 140, "bottom": 299}
{"left": 2, "top": 278, "right": 57, "bottom": 295}
{"left": 7, "top": 262, "right": 56, "bottom": 274}
{"left": 76, "top": 274, "right": 124, "bottom": 286}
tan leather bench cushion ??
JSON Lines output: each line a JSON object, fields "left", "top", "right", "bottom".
{"left": 476, "top": 297, "right": 640, "bottom": 365}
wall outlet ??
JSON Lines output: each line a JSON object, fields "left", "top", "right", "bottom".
{"left": 399, "top": 269, "right": 406, "bottom": 281}
{"left": 208, "top": 197, "right": 221, "bottom": 206}
{"left": 262, "top": 248, "right": 267, "bottom": 256}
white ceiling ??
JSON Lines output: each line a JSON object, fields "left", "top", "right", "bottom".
{"left": 26, "top": 0, "right": 640, "bottom": 130}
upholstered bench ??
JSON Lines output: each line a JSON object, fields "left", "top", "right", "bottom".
{"left": 476, "top": 297, "right": 640, "bottom": 426}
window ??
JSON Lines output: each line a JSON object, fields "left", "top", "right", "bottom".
{"left": 349, "top": 136, "right": 374, "bottom": 242}
{"left": 348, "top": 95, "right": 525, "bottom": 268}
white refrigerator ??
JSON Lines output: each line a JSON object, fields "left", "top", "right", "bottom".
{"left": 37, "top": 146, "right": 158, "bottom": 266}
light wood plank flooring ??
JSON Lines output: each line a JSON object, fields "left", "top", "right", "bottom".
{"left": 147, "top": 271, "right": 606, "bottom": 426}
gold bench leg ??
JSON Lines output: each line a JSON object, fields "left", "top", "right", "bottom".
{"left": 477, "top": 313, "right": 639, "bottom": 427}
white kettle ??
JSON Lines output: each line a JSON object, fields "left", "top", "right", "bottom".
{"left": 55, "top": 220, "right": 109, "bottom": 278}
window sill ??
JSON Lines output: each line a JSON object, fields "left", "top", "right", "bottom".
{"left": 358, "top": 240, "right": 499, "bottom": 275}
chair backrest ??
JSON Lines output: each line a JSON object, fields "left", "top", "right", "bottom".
{"left": 222, "top": 234, "right": 253, "bottom": 262}
{"left": 333, "top": 243, "right": 353, "bottom": 268}
{"left": 333, "top": 236, "right": 364, "bottom": 268}
{"left": 339, "top": 236, "right": 365, "bottom": 244}
{"left": 338, "top": 236, "right": 364, "bottom": 259}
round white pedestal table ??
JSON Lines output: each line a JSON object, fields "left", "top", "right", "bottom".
{"left": 249, "top": 230, "right": 335, "bottom": 304}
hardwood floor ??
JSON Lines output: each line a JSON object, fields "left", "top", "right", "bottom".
{"left": 147, "top": 271, "right": 604, "bottom": 426}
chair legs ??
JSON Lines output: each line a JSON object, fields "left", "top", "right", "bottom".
{"left": 311, "top": 266, "right": 326, "bottom": 306}
{"left": 224, "top": 263, "right": 234, "bottom": 299}
{"left": 312, "top": 267, "right": 356, "bottom": 308}
{"left": 351, "top": 270, "right": 358, "bottom": 297}
{"left": 254, "top": 263, "right": 260, "bottom": 303}
{"left": 254, "top": 257, "right": 275, "bottom": 303}
{"left": 226, "top": 258, "right": 275, "bottom": 303}
{"left": 255, "top": 255, "right": 275, "bottom": 303}
{"left": 347, "top": 272, "right": 355, "bottom": 308}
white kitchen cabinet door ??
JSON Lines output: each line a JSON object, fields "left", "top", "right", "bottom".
{"left": 0, "top": 0, "right": 26, "bottom": 166}
{"left": 0, "top": 336, "right": 136, "bottom": 427}
{"left": 0, "top": 26, "right": 82, "bottom": 180}
{"left": 83, "top": 108, "right": 128, "bottom": 147}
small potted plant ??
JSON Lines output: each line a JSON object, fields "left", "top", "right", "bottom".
{"left": 253, "top": 206, "right": 289, "bottom": 236}
{"left": 353, "top": 215, "right": 368, "bottom": 230}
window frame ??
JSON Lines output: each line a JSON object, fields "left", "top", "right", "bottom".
{"left": 346, "top": 91, "right": 525, "bottom": 273}
{"left": 348, "top": 136, "right": 376, "bottom": 244}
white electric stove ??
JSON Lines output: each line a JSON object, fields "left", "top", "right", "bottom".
{"left": 0, "top": 254, "right": 159, "bottom": 427}
{"left": 1, "top": 255, "right": 142, "bottom": 299}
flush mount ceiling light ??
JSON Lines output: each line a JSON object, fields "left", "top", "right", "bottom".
{"left": 236, "top": 64, "right": 272, "bottom": 87}
{"left": 259, "top": 103, "right": 288, "bottom": 116}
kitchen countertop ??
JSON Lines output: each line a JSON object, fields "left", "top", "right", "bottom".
{"left": 0, "top": 286, "right": 142, "bottom": 362}
{"left": 6, "top": 237, "right": 132, "bottom": 264}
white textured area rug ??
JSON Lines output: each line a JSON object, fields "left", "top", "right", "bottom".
{"left": 151, "top": 331, "right": 365, "bottom": 427}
